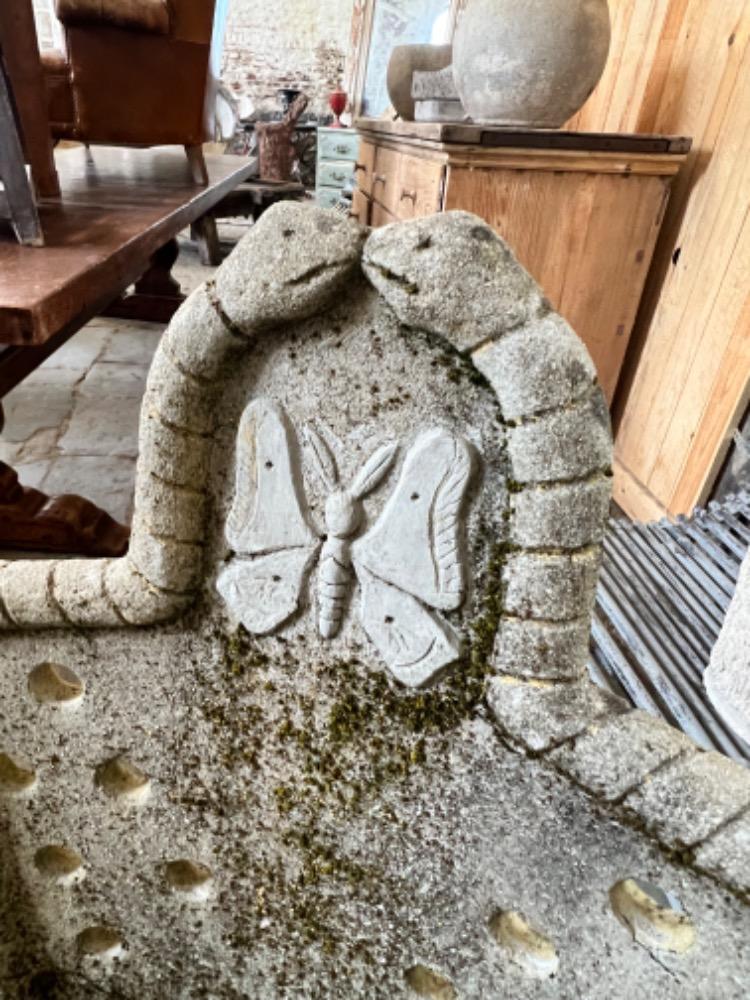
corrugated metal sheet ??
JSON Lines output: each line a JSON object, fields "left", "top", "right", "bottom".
{"left": 589, "top": 492, "right": 750, "bottom": 766}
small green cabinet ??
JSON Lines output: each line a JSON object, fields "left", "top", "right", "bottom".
{"left": 315, "top": 127, "right": 357, "bottom": 208}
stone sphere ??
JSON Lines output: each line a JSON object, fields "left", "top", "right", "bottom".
{"left": 453, "top": 0, "right": 611, "bottom": 127}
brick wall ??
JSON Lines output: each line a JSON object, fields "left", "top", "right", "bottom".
{"left": 222, "top": 0, "right": 355, "bottom": 118}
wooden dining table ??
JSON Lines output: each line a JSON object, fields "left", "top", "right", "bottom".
{"left": 0, "top": 143, "right": 257, "bottom": 557}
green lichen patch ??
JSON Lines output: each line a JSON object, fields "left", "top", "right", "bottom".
{"left": 184, "top": 542, "right": 505, "bottom": 989}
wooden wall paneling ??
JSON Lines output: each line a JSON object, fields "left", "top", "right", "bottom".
{"left": 673, "top": 275, "right": 750, "bottom": 510}
{"left": 565, "top": 0, "right": 750, "bottom": 518}
{"left": 611, "top": 3, "right": 750, "bottom": 517}
{"left": 570, "top": 0, "right": 673, "bottom": 134}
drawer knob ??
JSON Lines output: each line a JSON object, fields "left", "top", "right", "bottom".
{"left": 334, "top": 145, "right": 351, "bottom": 155}
{"left": 354, "top": 162, "right": 367, "bottom": 173}
{"left": 373, "top": 173, "right": 387, "bottom": 186}
{"left": 400, "top": 188, "right": 417, "bottom": 203}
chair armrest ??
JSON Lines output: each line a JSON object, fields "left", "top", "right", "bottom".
{"left": 54, "top": 0, "right": 171, "bottom": 35}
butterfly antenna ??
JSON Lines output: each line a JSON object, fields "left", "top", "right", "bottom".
{"left": 304, "top": 426, "right": 339, "bottom": 491}
{"left": 350, "top": 441, "right": 399, "bottom": 500}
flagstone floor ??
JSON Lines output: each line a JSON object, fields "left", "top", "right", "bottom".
{"left": 0, "top": 227, "right": 245, "bottom": 528}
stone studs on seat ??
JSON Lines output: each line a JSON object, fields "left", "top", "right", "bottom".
{"left": 28, "top": 662, "right": 85, "bottom": 708}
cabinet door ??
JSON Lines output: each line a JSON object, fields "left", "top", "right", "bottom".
{"left": 444, "top": 164, "right": 670, "bottom": 403}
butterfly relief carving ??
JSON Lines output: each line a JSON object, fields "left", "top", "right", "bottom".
{"left": 216, "top": 398, "right": 476, "bottom": 688}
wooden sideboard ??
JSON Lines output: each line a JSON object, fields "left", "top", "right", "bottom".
{"left": 352, "top": 119, "right": 690, "bottom": 403}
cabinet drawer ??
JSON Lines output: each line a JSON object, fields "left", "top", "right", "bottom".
{"left": 318, "top": 160, "right": 354, "bottom": 188}
{"left": 372, "top": 145, "right": 444, "bottom": 221}
{"left": 318, "top": 129, "right": 359, "bottom": 162}
{"left": 316, "top": 186, "right": 344, "bottom": 209}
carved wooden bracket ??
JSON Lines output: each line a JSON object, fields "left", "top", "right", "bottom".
{"left": 0, "top": 461, "right": 129, "bottom": 557}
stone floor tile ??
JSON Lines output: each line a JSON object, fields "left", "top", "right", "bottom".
{"left": 78, "top": 361, "right": 150, "bottom": 399}
{"left": 14, "top": 460, "right": 52, "bottom": 491}
{"left": 98, "top": 321, "right": 163, "bottom": 366}
{"left": 34, "top": 324, "right": 108, "bottom": 371}
{"left": 18, "top": 365, "right": 86, "bottom": 387}
{"left": 1, "top": 381, "right": 75, "bottom": 443}
{"left": 58, "top": 391, "right": 142, "bottom": 458}
{"left": 42, "top": 455, "right": 137, "bottom": 524}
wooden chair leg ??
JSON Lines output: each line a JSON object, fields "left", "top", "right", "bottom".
{"left": 190, "top": 213, "right": 222, "bottom": 266}
{"left": 185, "top": 144, "right": 209, "bottom": 185}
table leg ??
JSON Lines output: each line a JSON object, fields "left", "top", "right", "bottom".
{"left": 103, "top": 238, "right": 185, "bottom": 323}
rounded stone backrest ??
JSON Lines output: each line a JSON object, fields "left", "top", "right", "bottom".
{"left": 0, "top": 205, "right": 612, "bottom": 691}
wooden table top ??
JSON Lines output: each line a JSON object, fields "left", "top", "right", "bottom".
{"left": 0, "top": 145, "right": 256, "bottom": 345}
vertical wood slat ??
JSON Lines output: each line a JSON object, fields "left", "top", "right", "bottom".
{"left": 572, "top": 0, "right": 750, "bottom": 520}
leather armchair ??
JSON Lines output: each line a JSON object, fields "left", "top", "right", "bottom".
{"left": 42, "top": 0, "right": 219, "bottom": 182}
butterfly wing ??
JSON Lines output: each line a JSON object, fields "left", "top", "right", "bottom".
{"left": 225, "top": 398, "right": 318, "bottom": 555}
{"left": 357, "top": 567, "right": 462, "bottom": 688}
{"left": 217, "top": 549, "right": 319, "bottom": 635}
{"left": 219, "top": 398, "right": 319, "bottom": 633}
{"left": 351, "top": 428, "right": 474, "bottom": 611}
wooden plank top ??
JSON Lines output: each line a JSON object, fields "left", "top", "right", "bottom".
{"left": 355, "top": 118, "right": 693, "bottom": 155}
{"left": 0, "top": 145, "right": 256, "bottom": 345}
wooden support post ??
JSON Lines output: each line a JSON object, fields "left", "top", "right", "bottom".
{"left": 0, "top": 0, "right": 60, "bottom": 198}
{"left": 103, "top": 238, "right": 185, "bottom": 323}
{"left": 0, "top": 66, "right": 43, "bottom": 246}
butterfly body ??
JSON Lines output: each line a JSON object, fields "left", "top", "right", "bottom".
{"left": 318, "top": 533, "right": 354, "bottom": 639}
